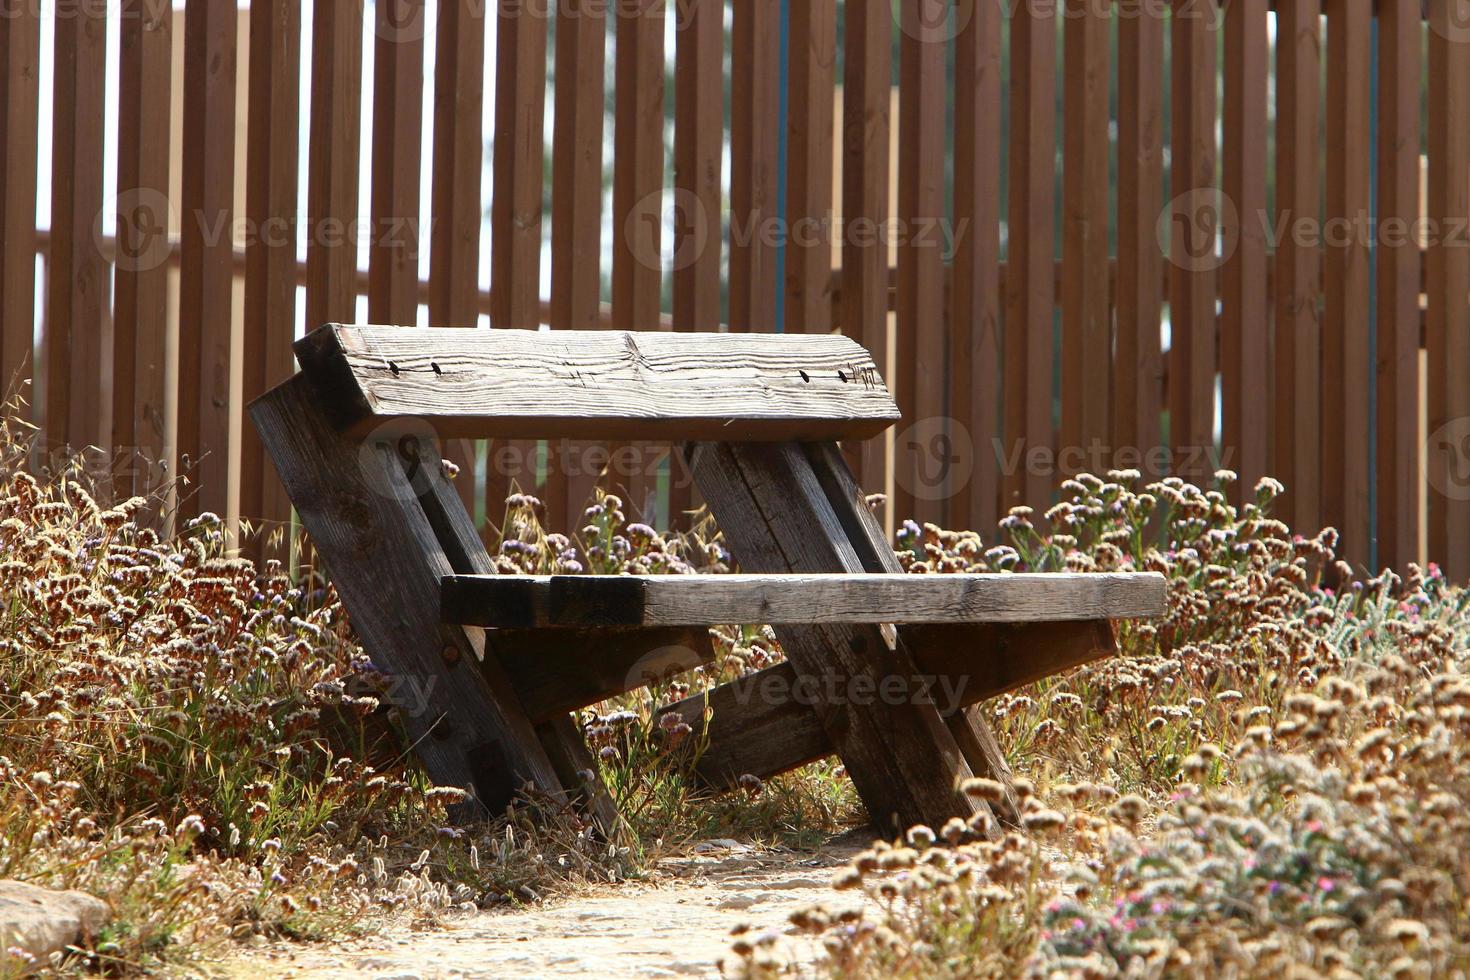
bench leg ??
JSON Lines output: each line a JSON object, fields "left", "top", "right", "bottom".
{"left": 251, "top": 375, "right": 569, "bottom": 820}
{"left": 800, "top": 442, "right": 1022, "bottom": 824}
{"left": 688, "top": 440, "right": 988, "bottom": 833}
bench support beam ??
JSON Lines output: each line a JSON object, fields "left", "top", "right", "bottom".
{"left": 251, "top": 375, "right": 613, "bottom": 828}
{"left": 687, "top": 439, "right": 997, "bottom": 833}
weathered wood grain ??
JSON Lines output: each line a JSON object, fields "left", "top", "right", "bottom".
{"left": 443, "top": 572, "right": 1166, "bottom": 628}
{"left": 294, "top": 324, "right": 901, "bottom": 441}
{"left": 687, "top": 440, "right": 985, "bottom": 832}
{"left": 494, "top": 626, "right": 716, "bottom": 723}
{"left": 658, "top": 619, "right": 1115, "bottom": 791}
{"left": 400, "top": 422, "right": 620, "bottom": 833}
{"left": 249, "top": 375, "right": 568, "bottom": 819}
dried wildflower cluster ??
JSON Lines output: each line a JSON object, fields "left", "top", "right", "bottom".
{"left": 0, "top": 446, "right": 644, "bottom": 973}
{"left": 730, "top": 471, "right": 1470, "bottom": 978}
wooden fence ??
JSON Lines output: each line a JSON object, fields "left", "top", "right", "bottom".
{"left": 0, "top": 0, "right": 1468, "bottom": 578}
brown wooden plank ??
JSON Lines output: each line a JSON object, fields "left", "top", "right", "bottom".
{"left": 250, "top": 374, "right": 569, "bottom": 819}
{"left": 1005, "top": 0, "right": 1056, "bottom": 510}
{"left": 305, "top": 0, "right": 363, "bottom": 329}
{"left": 369, "top": 0, "right": 425, "bottom": 325}
{"left": 785, "top": 0, "right": 836, "bottom": 334}
{"left": 1167, "top": 0, "right": 1217, "bottom": 481}
{"left": 667, "top": 0, "right": 721, "bottom": 527}
{"left": 1220, "top": 0, "right": 1268, "bottom": 494}
{"left": 951, "top": 0, "right": 1002, "bottom": 532}
{"left": 894, "top": 0, "right": 948, "bottom": 526}
{"left": 729, "top": 0, "right": 780, "bottom": 331}
{"left": 550, "top": 0, "right": 610, "bottom": 534}
{"left": 840, "top": 0, "right": 892, "bottom": 518}
{"left": 45, "top": 1, "right": 108, "bottom": 455}
{"left": 551, "top": 0, "right": 607, "bottom": 334}
{"left": 688, "top": 439, "right": 988, "bottom": 832}
{"left": 241, "top": 0, "right": 301, "bottom": 560}
{"left": 429, "top": 0, "right": 485, "bottom": 514}
{"left": 801, "top": 437, "right": 1018, "bottom": 819}
{"left": 1376, "top": 0, "right": 1422, "bottom": 572}
{"left": 0, "top": 7, "right": 39, "bottom": 408}
{"left": 113, "top": 0, "right": 173, "bottom": 499}
{"left": 490, "top": 0, "right": 547, "bottom": 329}
{"left": 494, "top": 626, "right": 717, "bottom": 723}
{"left": 293, "top": 324, "right": 901, "bottom": 440}
{"left": 404, "top": 424, "right": 620, "bottom": 833}
{"left": 442, "top": 571, "right": 1168, "bottom": 628}
{"left": 669, "top": 0, "right": 719, "bottom": 324}
{"left": 1272, "top": 0, "right": 1321, "bottom": 531}
{"left": 1060, "top": 0, "right": 1111, "bottom": 475}
{"left": 661, "top": 619, "right": 1115, "bottom": 791}
{"left": 1113, "top": 0, "right": 1164, "bottom": 471}
{"left": 610, "top": 0, "right": 665, "bottom": 330}
{"left": 1322, "top": 0, "right": 1371, "bottom": 567}
{"left": 488, "top": 0, "right": 549, "bottom": 523}
{"left": 1426, "top": 2, "right": 1470, "bottom": 579}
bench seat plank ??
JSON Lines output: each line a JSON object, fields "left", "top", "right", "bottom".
{"left": 442, "top": 571, "right": 1168, "bottom": 628}
{"left": 295, "top": 323, "right": 902, "bottom": 440}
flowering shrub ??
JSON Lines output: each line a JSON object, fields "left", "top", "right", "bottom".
{"left": 730, "top": 471, "right": 1470, "bottom": 978}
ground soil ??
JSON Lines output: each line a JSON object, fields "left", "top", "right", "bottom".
{"left": 218, "top": 833, "right": 873, "bottom": 979}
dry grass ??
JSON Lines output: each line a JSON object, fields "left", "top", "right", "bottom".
{"left": 729, "top": 472, "right": 1470, "bottom": 978}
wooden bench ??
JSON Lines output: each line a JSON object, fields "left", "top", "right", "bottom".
{"left": 252, "top": 324, "right": 1166, "bottom": 835}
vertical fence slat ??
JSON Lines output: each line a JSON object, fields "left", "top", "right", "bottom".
{"left": 115, "top": 0, "right": 172, "bottom": 499}
{"left": 1273, "top": 0, "right": 1321, "bottom": 531}
{"left": 1113, "top": 0, "right": 1163, "bottom": 472}
{"left": 552, "top": 0, "right": 608, "bottom": 531}
{"left": 1220, "top": 0, "right": 1268, "bottom": 494}
{"left": 1005, "top": 0, "right": 1057, "bottom": 510}
{"left": 1060, "top": 0, "right": 1110, "bottom": 477}
{"left": 670, "top": 0, "right": 722, "bottom": 525}
{"left": 894, "top": 0, "right": 947, "bottom": 525}
{"left": 729, "top": 0, "right": 780, "bottom": 332}
{"left": 785, "top": 0, "right": 835, "bottom": 334}
{"left": 489, "top": 0, "right": 549, "bottom": 522}
{"left": 369, "top": 0, "right": 425, "bottom": 325}
{"left": 1322, "top": 0, "right": 1371, "bottom": 567}
{"left": 490, "top": 0, "right": 547, "bottom": 329}
{"left": 552, "top": 0, "right": 607, "bottom": 333}
{"left": 841, "top": 0, "right": 892, "bottom": 521}
{"left": 1426, "top": 1, "right": 1470, "bottom": 580}
{"left": 1167, "top": 0, "right": 1217, "bottom": 480}
{"left": 952, "top": 0, "right": 1001, "bottom": 531}
{"left": 609, "top": 0, "right": 666, "bottom": 521}
{"left": 242, "top": 0, "right": 301, "bottom": 558}
{"left": 47, "top": 2, "right": 109, "bottom": 456}
{"left": 177, "top": 0, "right": 238, "bottom": 518}
{"left": 1, "top": 8, "right": 39, "bottom": 413}
{"left": 429, "top": 0, "right": 485, "bottom": 515}
{"left": 305, "top": 0, "right": 363, "bottom": 329}
{"left": 610, "top": 0, "right": 664, "bottom": 331}
{"left": 1375, "top": 0, "right": 1422, "bottom": 572}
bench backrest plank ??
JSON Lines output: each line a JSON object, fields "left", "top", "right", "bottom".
{"left": 294, "top": 323, "right": 901, "bottom": 440}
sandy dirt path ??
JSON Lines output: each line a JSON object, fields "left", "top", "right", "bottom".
{"left": 219, "top": 837, "right": 871, "bottom": 979}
